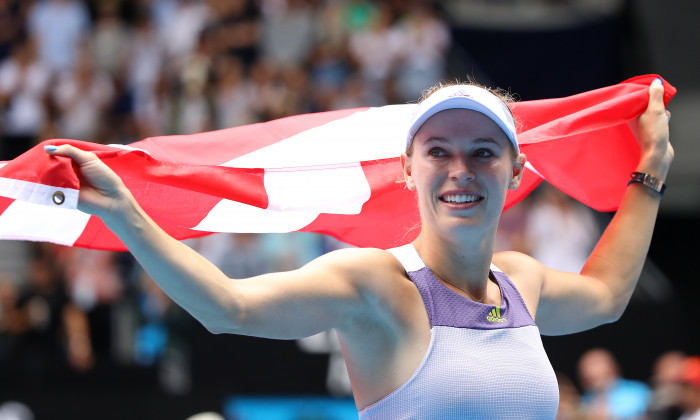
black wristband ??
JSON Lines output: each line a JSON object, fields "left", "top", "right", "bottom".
{"left": 628, "top": 172, "right": 666, "bottom": 197}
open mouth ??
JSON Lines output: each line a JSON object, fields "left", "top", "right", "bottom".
{"left": 439, "top": 193, "right": 483, "bottom": 204}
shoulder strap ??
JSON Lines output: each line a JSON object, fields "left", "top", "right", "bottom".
{"left": 387, "top": 244, "right": 425, "bottom": 273}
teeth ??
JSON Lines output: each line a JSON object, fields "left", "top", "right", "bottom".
{"left": 442, "top": 194, "right": 478, "bottom": 203}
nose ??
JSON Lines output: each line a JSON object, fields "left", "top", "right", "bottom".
{"left": 449, "top": 157, "right": 475, "bottom": 182}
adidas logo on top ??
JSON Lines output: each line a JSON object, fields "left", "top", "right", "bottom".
{"left": 487, "top": 307, "right": 507, "bottom": 323}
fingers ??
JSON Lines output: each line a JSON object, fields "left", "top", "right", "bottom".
{"left": 648, "top": 78, "right": 666, "bottom": 112}
{"left": 44, "top": 144, "right": 99, "bottom": 165}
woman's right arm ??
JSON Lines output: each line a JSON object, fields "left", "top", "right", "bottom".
{"left": 45, "top": 145, "right": 388, "bottom": 339}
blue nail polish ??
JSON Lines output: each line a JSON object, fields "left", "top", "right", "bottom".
{"left": 44, "top": 145, "right": 57, "bottom": 151}
{"left": 653, "top": 78, "right": 663, "bottom": 85}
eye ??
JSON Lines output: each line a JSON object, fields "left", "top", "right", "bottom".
{"left": 428, "top": 147, "right": 448, "bottom": 157}
{"left": 474, "top": 148, "right": 494, "bottom": 158}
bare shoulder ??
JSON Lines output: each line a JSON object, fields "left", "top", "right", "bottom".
{"left": 310, "top": 246, "right": 422, "bottom": 328}
{"left": 308, "top": 246, "right": 411, "bottom": 293}
{"left": 492, "top": 250, "right": 544, "bottom": 279}
{"left": 308, "top": 246, "right": 401, "bottom": 271}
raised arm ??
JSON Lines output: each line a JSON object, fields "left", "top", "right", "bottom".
{"left": 44, "top": 145, "right": 391, "bottom": 339}
{"left": 522, "top": 79, "right": 673, "bottom": 335}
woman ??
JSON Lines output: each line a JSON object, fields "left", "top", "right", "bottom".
{"left": 44, "top": 78, "right": 672, "bottom": 418}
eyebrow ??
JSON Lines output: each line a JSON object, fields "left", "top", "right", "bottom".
{"left": 425, "top": 137, "right": 503, "bottom": 147}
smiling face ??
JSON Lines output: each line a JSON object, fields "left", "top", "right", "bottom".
{"left": 403, "top": 108, "right": 524, "bottom": 237}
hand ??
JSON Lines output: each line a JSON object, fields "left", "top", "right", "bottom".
{"left": 628, "top": 79, "right": 674, "bottom": 179}
{"left": 44, "top": 144, "right": 134, "bottom": 222}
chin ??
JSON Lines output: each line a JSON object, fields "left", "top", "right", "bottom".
{"left": 440, "top": 215, "right": 490, "bottom": 233}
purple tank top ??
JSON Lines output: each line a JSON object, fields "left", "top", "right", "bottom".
{"left": 358, "top": 244, "right": 559, "bottom": 419}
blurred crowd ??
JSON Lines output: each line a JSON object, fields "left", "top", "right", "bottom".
{"left": 0, "top": 0, "right": 691, "bottom": 419}
{"left": 554, "top": 348, "right": 700, "bottom": 420}
{"left": 0, "top": 0, "right": 451, "bottom": 161}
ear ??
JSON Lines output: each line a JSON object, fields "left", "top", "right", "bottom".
{"left": 401, "top": 154, "right": 416, "bottom": 191}
{"left": 508, "top": 153, "right": 526, "bottom": 190}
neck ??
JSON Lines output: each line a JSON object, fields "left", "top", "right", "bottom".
{"left": 413, "top": 225, "right": 496, "bottom": 292}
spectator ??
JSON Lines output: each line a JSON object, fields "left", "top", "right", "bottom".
{"left": 279, "top": 63, "right": 314, "bottom": 115}
{"left": 313, "top": 0, "right": 351, "bottom": 49}
{"left": 648, "top": 350, "right": 686, "bottom": 420}
{"left": 307, "top": 40, "right": 352, "bottom": 108}
{"left": 159, "top": 0, "right": 212, "bottom": 70}
{"left": 190, "top": 233, "right": 276, "bottom": 279}
{"left": 204, "top": 0, "right": 260, "bottom": 68}
{"left": 297, "top": 329, "right": 353, "bottom": 396}
{"left": 329, "top": 74, "right": 370, "bottom": 110}
{"left": 52, "top": 47, "right": 115, "bottom": 141}
{"left": 556, "top": 372, "right": 584, "bottom": 420}
{"left": 148, "top": 0, "right": 178, "bottom": 40}
{"left": 578, "top": 348, "right": 651, "bottom": 420}
{"left": 339, "top": 0, "right": 380, "bottom": 35}
{"left": 61, "top": 247, "right": 123, "bottom": 312}
{"left": 133, "top": 68, "right": 174, "bottom": 138}
{"left": 26, "top": 0, "right": 90, "bottom": 74}
{"left": 494, "top": 198, "right": 532, "bottom": 254}
{"left": 394, "top": 2, "right": 451, "bottom": 102}
{"left": 347, "top": 3, "right": 402, "bottom": 106}
{"left": 124, "top": 11, "right": 169, "bottom": 135}
{"left": 172, "top": 30, "right": 215, "bottom": 135}
{"left": 0, "top": 0, "right": 24, "bottom": 62}
{"left": 2, "top": 246, "right": 94, "bottom": 385}
{"left": 525, "top": 182, "right": 599, "bottom": 273}
{"left": 0, "top": 277, "right": 21, "bottom": 367}
{"left": 249, "top": 58, "right": 293, "bottom": 121}
{"left": 258, "top": 0, "right": 317, "bottom": 69}
{"left": 133, "top": 270, "right": 192, "bottom": 395}
{"left": 91, "top": 2, "right": 129, "bottom": 77}
{"left": 212, "top": 54, "right": 259, "bottom": 129}
{"left": 0, "top": 35, "right": 50, "bottom": 160}
{"left": 679, "top": 356, "right": 700, "bottom": 420}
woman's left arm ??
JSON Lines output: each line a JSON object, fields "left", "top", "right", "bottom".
{"left": 534, "top": 79, "right": 673, "bottom": 335}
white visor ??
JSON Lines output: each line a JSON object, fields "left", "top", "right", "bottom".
{"left": 407, "top": 85, "right": 518, "bottom": 153}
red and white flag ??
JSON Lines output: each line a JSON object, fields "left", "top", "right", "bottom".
{"left": 0, "top": 75, "right": 675, "bottom": 251}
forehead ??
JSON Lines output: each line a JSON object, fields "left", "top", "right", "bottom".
{"left": 414, "top": 108, "right": 510, "bottom": 144}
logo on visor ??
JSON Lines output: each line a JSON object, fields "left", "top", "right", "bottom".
{"left": 448, "top": 89, "right": 473, "bottom": 99}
